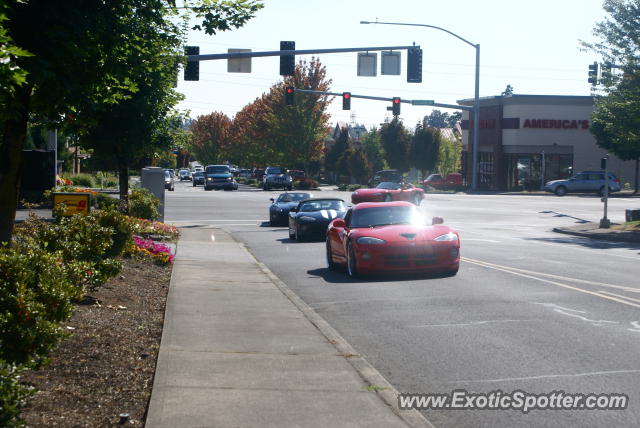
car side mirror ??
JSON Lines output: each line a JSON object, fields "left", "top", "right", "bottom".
{"left": 432, "top": 216, "right": 444, "bottom": 225}
{"left": 270, "top": 198, "right": 274, "bottom": 203}
{"left": 333, "top": 218, "right": 346, "bottom": 228}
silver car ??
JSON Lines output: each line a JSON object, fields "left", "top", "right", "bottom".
{"left": 543, "top": 171, "right": 621, "bottom": 196}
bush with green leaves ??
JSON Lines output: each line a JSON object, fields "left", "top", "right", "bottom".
{"left": 337, "top": 184, "right": 348, "bottom": 191}
{"left": 93, "top": 192, "right": 119, "bottom": 210}
{"left": 0, "top": 361, "right": 35, "bottom": 428}
{"left": 128, "top": 187, "right": 160, "bottom": 220}
{"left": 346, "top": 184, "right": 365, "bottom": 192}
{"left": 64, "top": 173, "right": 95, "bottom": 188}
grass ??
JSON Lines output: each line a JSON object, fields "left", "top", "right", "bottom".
{"left": 612, "top": 220, "right": 640, "bottom": 231}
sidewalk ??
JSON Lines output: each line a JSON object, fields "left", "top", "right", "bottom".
{"left": 145, "top": 227, "right": 432, "bottom": 428}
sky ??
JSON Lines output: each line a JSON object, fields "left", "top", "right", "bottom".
{"left": 175, "top": 0, "right": 608, "bottom": 130}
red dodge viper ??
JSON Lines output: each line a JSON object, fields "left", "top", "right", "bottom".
{"left": 326, "top": 202, "right": 460, "bottom": 278}
{"left": 351, "top": 182, "right": 424, "bottom": 205}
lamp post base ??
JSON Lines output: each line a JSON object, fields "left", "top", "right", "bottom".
{"left": 599, "top": 218, "right": 611, "bottom": 229}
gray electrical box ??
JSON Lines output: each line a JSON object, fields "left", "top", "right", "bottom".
{"left": 141, "top": 167, "right": 165, "bottom": 222}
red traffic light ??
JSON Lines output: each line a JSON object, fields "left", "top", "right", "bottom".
{"left": 343, "top": 93, "right": 350, "bottom": 99}
{"left": 342, "top": 92, "right": 351, "bottom": 110}
{"left": 286, "top": 87, "right": 294, "bottom": 94}
{"left": 392, "top": 97, "right": 401, "bottom": 115}
{"left": 393, "top": 97, "right": 400, "bottom": 104}
{"left": 285, "top": 87, "right": 295, "bottom": 105}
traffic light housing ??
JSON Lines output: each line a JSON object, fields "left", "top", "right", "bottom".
{"left": 407, "top": 47, "right": 423, "bottom": 83}
{"left": 280, "top": 41, "right": 295, "bottom": 76}
{"left": 392, "top": 97, "right": 401, "bottom": 116}
{"left": 588, "top": 62, "right": 598, "bottom": 85}
{"left": 342, "top": 92, "right": 351, "bottom": 110}
{"left": 285, "top": 87, "right": 295, "bottom": 105}
{"left": 600, "top": 157, "right": 607, "bottom": 170}
{"left": 184, "top": 46, "right": 200, "bottom": 81}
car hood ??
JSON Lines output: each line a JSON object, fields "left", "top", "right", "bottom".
{"left": 352, "top": 224, "right": 457, "bottom": 243}
{"left": 353, "top": 188, "right": 388, "bottom": 195}
{"left": 297, "top": 209, "right": 345, "bottom": 221}
{"left": 545, "top": 179, "right": 566, "bottom": 186}
{"left": 207, "top": 173, "right": 232, "bottom": 179}
{"left": 266, "top": 174, "right": 291, "bottom": 179}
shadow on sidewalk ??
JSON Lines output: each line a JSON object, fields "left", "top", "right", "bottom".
{"left": 524, "top": 236, "right": 640, "bottom": 252}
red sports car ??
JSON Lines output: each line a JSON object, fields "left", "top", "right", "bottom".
{"left": 351, "top": 182, "right": 424, "bottom": 205}
{"left": 326, "top": 201, "right": 460, "bottom": 278}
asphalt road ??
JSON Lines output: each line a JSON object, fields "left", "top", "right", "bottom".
{"left": 166, "top": 180, "right": 640, "bottom": 428}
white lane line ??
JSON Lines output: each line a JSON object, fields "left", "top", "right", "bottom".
{"left": 531, "top": 303, "right": 586, "bottom": 313}
{"left": 464, "top": 257, "right": 640, "bottom": 293}
{"left": 629, "top": 321, "right": 640, "bottom": 332}
{"left": 598, "top": 291, "right": 640, "bottom": 305}
{"left": 463, "top": 238, "right": 500, "bottom": 243}
{"left": 462, "top": 258, "right": 640, "bottom": 309}
{"left": 451, "top": 369, "right": 640, "bottom": 384}
{"left": 410, "top": 319, "right": 542, "bottom": 328}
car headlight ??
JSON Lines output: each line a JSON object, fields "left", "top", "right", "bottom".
{"left": 434, "top": 232, "right": 458, "bottom": 242}
{"left": 357, "top": 236, "right": 386, "bottom": 244}
{"left": 227, "top": 177, "right": 232, "bottom": 181}
{"left": 207, "top": 177, "right": 212, "bottom": 181}
{"left": 299, "top": 216, "right": 316, "bottom": 221}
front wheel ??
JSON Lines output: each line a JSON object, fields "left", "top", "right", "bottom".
{"left": 346, "top": 241, "right": 359, "bottom": 278}
{"left": 413, "top": 194, "right": 422, "bottom": 206}
{"left": 288, "top": 226, "right": 295, "bottom": 240}
{"left": 383, "top": 194, "right": 392, "bottom": 202}
{"left": 554, "top": 186, "right": 567, "bottom": 196}
{"left": 326, "top": 239, "right": 337, "bottom": 270}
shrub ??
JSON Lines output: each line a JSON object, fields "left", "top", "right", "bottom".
{"left": 128, "top": 187, "right": 160, "bottom": 220}
{"left": 346, "top": 184, "right": 365, "bottom": 192}
{"left": 128, "top": 218, "right": 179, "bottom": 240}
{"left": 294, "top": 179, "right": 319, "bottom": 190}
{"left": 336, "top": 184, "right": 348, "bottom": 191}
{"left": 245, "top": 178, "right": 257, "bottom": 186}
{"left": 0, "top": 361, "right": 35, "bottom": 428}
{"left": 93, "top": 192, "right": 119, "bottom": 210}
{"left": 92, "top": 208, "right": 134, "bottom": 258}
{"left": 95, "top": 172, "right": 119, "bottom": 189}
{"left": 0, "top": 244, "right": 78, "bottom": 367}
{"left": 64, "top": 173, "right": 94, "bottom": 188}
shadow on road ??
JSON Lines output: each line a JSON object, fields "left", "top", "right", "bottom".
{"left": 539, "top": 210, "right": 591, "bottom": 224}
{"left": 524, "top": 236, "right": 640, "bottom": 252}
{"left": 306, "top": 267, "right": 453, "bottom": 284}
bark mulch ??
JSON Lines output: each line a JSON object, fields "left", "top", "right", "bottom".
{"left": 20, "top": 257, "right": 171, "bottom": 427}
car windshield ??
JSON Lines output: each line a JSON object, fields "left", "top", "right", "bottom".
{"left": 350, "top": 206, "right": 424, "bottom": 228}
{"left": 377, "top": 182, "right": 402, "bottom": 190}
{"left": 426, "top": 174, "right": 442, "bottom": 180}
{"left": 164, "top": 171, "right": 170, "bottom": 178}
{"left": 194, "top": 172, "right": 203, "bottom": 177}
{"left": 206, "top": 166, "right": 229, "bottom": 174}
{"left": 277, "top": 193, "right": 310, "bottom": 202}
{"left": 298, "top": 200, "right": 345, "bottom": 212}
{"left": 266, "top": 167, "right": 285, "bottom": 175}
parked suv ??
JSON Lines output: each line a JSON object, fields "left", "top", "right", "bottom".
{"left": 263, "top": 166, "right": 293, "bottom": 191}
{"left": 543, "top": 171, "right": 621, "bottom": 196}
{"left": 368, "top": 169, "right": 402, "bottom": 188}
{"left": 204, "top": 164, "right": 238, "bottom": 191}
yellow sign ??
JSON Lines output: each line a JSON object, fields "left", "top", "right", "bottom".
{"left": 52, "top": 192, "right": 91, "bottom": 216}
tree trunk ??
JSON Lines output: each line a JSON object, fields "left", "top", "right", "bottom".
{"left": 0, "top": 85, "right": 32, "bottom": 245}
{"left": 115, "top": 145, "right": 129, "bottom": 214}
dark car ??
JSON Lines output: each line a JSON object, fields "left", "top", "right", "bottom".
{"left": 179, "top": 169, "right": 192, "bottom": 181}
{"left": 252, "top": 168, "right": 265, "bottom": 180}
{"left": 192, "top": 171, "right": 205, "bottom": 186}
{"left": 269, "top": 192, "right": 313, "bottom": 226}
{"left": 204, "top": 164, "right": 238, "bottom": 191}
{"left": 543, "top": 171, "right": 621, "bottom": 196}
{"left": 263, "top": 166, "right": 293, "bottom": 191}
{"left": 163, "top": 170, "right": 175, "bottom": 191}
{"left": 368, "top": 169, "right": 402, "bottom": 188}
{"left": 288, "top": 198, "right": 347, "bottom": 241}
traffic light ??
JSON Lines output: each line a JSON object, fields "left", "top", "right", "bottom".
{"left": 184, "top": 46, "right": 200, "bottom": 81}
{"left": 285, "top": 87, "right": 295, "bottom": 105}
{"left": 588, "top": 62, "right": 598, "bottom": 85}
{"left": 407, "top": 47, "right": 423, "bottom": 83}
{"left": 280, "top": 41, "right": 295, "bottom": 76}
{"left": 342, "top": 92, "right": 351, "bottom": 110}
{"left": 600, "top": 157, "right": 607, "bottom": 170}
{"left": 392, "top": 97, "right": 401, "bottom": 116}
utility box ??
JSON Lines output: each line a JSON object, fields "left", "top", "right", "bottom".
{"left": 626, "top": 209, "right": 640, "bottom": 222}
{"left": 141, "top": 167, "right": 165, "bottom": 222}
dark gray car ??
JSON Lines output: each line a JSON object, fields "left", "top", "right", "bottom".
{"left": 543, "top": 171, "right": 621, "bottom": 196}
{"left": 263, "top": 166, "right": 293, "bottom": 191}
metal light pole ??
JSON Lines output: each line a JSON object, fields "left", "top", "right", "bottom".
{"left": 360, "top": 20, "right": 481, "bottom": 190}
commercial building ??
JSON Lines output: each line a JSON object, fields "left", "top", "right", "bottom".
{"left": 458, "top": 94, "right": 636, "bottom": 190}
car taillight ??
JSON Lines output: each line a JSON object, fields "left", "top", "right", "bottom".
{"left": 615, "top": 178, "right": 620, "bottom": 184}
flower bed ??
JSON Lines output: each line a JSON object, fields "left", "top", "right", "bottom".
{"left": 127, "top": 236, "right": 175, "bottom": 265}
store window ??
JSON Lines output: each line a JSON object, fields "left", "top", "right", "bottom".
{"left": 506, "top": 153, "right": 573, "bottom": 190}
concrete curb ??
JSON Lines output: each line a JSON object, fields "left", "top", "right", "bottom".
{"left": 552, "top": 227, "right": 640, "bottom": 243}
{"left": 234, "top": 237, "right": 435, "bottom": 428}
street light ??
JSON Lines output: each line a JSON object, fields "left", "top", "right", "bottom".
{"left": 360, "top": 20, "right": 481, "bottom": 190}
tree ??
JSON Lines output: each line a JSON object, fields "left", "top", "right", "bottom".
{"left": 361, "top": 127, "right": 386, "bottom": 172}
{"left": 581, "top": 0, "right": 640, "bottom": 192}
{"left": 325, "top": 127, "right": 350, "bottom": 182}
{"left": 423, "top": 110, "right": 450, "bottom": 128}
{"left": 0, "top": 0, "right": 263, "bottom": 243}
{"left": 436, "top": 136, "right": 463, "bottom": 177}
{"left": 410, "top": 125, "right": 442, "bottom": 179}
{"left": 501, "top": 84, "right": 514, "bottom": 96}
{"left": 380, "top": 117, "right": 411, "bottom": 172}
{"left": 189, "top": 112, "right": 233, "bottom": 166}
{"left": 348, "top": 147, "right": 372, "bottom": 184}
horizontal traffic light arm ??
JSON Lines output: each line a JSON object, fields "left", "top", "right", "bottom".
{"left": 294, "top": 89, "right": 473, "bottom": 111}
{"left": 186, "top": 45, "right": 420, "bottom": 62}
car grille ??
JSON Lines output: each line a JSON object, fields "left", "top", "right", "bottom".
{"left": 383, "top": 246, "right": 439, "bottom": 266}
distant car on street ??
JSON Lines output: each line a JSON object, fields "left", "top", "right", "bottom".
{"left": 204, "top": 164, "right": 238, "bottom": 191}
{"left": 263, "top": 166, "right": 293, "bottom": 191}
{"left": 543, "top": 171, "right": 621, "bottom": 196}
{"left": 351, "top": 182, "right": 424, "bottom": 205}
{"left": 423, "top": 173, "right": 463, "bottom": 189}
{"left": 179, "top": 169, "right": 192, "bottom": 181}
{"left": 288, "top": 198, "right": 347, "bottom": 241}
{"left": 368, "top": 169, "right": 402, "bottom": 188}
{"left": 268, "top": 192, "right": 313, "bottom": 226}
{"left": 164, "top": 170, "right": 175, "bottom": 191}
{"left": 238, "top": 169, "right": 252, "bottom": 178}
{"left": 192, "top": 171, "right": 205, "bottom": 186}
